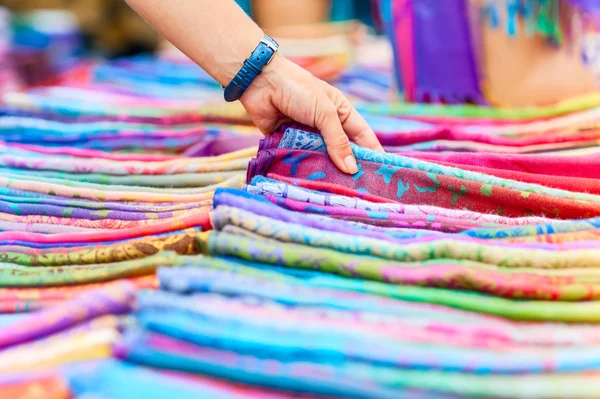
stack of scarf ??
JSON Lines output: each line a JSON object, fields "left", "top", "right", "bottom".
{"left": 0, "top": 54, "right": 271, "bottom": 317}
{"left": 110, "top": 119, "right": 600, "bottom": 398}
{"left": 358, "top": 93, "right": 600, "bottom": 153}
{"left": 6, "top": 49, "right": 600, "bottom": 398}
{"left": 0, "top": 54, "right": 286, "bottom": 397}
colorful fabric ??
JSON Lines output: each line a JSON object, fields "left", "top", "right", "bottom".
{"left": 205, "top": 226, "right": 600, "bottom": 301}
{"left": 0, "top": 231, "right": 201, "bottom": 266}
{"left": 0, "top": 212, "right": 209, "bottom": 245}
{"left": 249, "top": 148, "right": 600, "bottom": 219}
{"left": 0, "top": 281, "right": 133, "bottom": 349}
{"left": 116, "top": 330, "right": 405, "bottom": 399}
{"left": 245, "top": 178, "right": 561, "bottom": 232}
{"left": 136, "top": 288, "right": 600, "bottom": 374}
{"left": 165, "top": 255, "right": 600, "bottom": 323}
{"left": 0, "top": 252, "right": 177, "bottom": 287}
{"left": 7, "top": 46, "right": 600, "bottom": 399}
{"left": 0, "top": 315, "right": 120, "bottom": 373}
{"left": 0, "top": 275, "right": 156, "bottom": 313}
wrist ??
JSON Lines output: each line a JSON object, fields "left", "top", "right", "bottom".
{"left": 241, "top": 53, "right": 288, "bottom": 100}
{"left": 256, "top": 53, "right": 285, "bottom": 86}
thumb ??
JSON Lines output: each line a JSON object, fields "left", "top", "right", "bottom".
{"left": 315, "top": 99, "right": 358, "bottom": 174}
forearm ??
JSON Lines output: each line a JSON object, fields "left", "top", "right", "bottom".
{"left": 124, "top": 0, "right": 265, "bottom": 86}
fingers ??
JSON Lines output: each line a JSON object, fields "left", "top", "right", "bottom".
{"left": 314, "top": 97, "right": 358, "bottom": 174}
{"left": 326, "top": 86, "right": 384, "bottom": 152}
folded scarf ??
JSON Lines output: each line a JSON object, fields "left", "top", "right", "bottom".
{"left": 212, "top": 201, "right": 600, "bottom": 268}
{"left": 0, "top": 213, "right": 177, "bottom": 230}
{"left": 0, "top": 275, "right": 156, "bottom": 313}
{"left": 136, "top": 293, "right": 600, "bottom": 374}
{"left": 118, "top": 328, "right": 600, "bottom": 399}
{"left": 0, "top": 252, "right": 179, "bottom": 287}
{"left": 0, "top": 211, "right": 210, "bottom": 245}
{"left": 158, "top": 266, "right": 600, "bottom": 346}
{"left": 0, "top": 315, "right": 120, "bottom": 373}
{"left": 0, "top": 230, "right": 201, "bottom": 266}
{"left": 0, "top": 171, "right": 245, "bottom": 194}
{"left": 0, "top": 175, "right": 238, "bottom": 203}
{"left": 247, "top": 129, "right": 600, "bottom": 218}
{"left": 0, "top": 281, "right": 134, "bottom": 349}
{"left": 205, "top": 230, "right": 600, "bottom": 301}
{"left": 169, "top": 255, "right": 600, "bottom": 322}
{"left": 116, "top": 330, "right": 406, "bottom": 399}
{"left": 245, "top": 176, "right": 558, "bottom": 226}
{"left": 0, "top": 169, "right": 243, "bottom": 188}
{"left": 252, "top": 148, "right": 600, "bottom": 218}
{"left": 215, "top": 189, "right": 574, "bottom": 248}
{"left": 273, "top": 128, "right": 600, "bottom": 204}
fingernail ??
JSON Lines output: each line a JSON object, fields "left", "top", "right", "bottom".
{"left": 343, "top": 155, "right": 359, "bottom": 174}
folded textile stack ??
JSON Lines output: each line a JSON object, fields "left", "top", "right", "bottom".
{"left": 0, "top": 55, "right": 285, "bottom": 397}
{"left": 0, "top": 55, "right": 267, "bottom": 319}
{"left": 5, "top": 48, "right": 600, "bottom": 397}
{"left": 110, "top": 119, "right": 600, "bottom": 398}
{"left": 358, "top": 93, "right": 600, "bottom": 154}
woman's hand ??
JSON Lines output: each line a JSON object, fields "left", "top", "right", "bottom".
{"left": 241, "top": 55, "right": 384, "bottom": 174}
{"left": 123, "top": 0, "right": 382, "bottom": 174}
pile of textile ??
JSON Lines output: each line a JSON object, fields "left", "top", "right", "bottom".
{"left": 0, "top": 56, "right": 263, "bottom": 315}
{"left": 128, "top": 118, "right": 600, "bottom": 399}
{"left": 5, "top": 52, "right": 600, "bottom": 398}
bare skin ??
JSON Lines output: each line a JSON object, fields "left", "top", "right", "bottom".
{"left": 124, "top": 0, "right": 384, "bottom": 174}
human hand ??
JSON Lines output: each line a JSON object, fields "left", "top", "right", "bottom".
{"left": 240, "top": 55, "right": 384, "bottom": 174}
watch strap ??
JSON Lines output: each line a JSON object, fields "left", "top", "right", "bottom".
{"left": 223, "top": 35, "right": 279, "bottom": 102}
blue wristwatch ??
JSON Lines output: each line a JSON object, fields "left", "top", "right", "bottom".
{"left": 223, "top": 35, "right": 279, "bottom": 102}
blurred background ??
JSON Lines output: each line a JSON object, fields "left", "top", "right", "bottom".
{"left": 2, "top": 0, "right": 382, "bottom": 58}
{"left": 0, "top": 0, "right": 393, "bottom": 96}
{"left": 2, "top": 0, "right": 599, "bottom": 107}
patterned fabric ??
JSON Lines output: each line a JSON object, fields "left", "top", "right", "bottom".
{"left": 276, "top": 128, "right": 600, "bottom": 203}
{"left": 0, "top": 231, "right": 201, "bottom": 266}
{"left": 163, "top": 255, "right": 600, "bottom": 323}
{"left": 0, "top": 252, "right": 178, "bottom": 287}
{"left": 0, "top": 276, "right": 157, "bottom": 313}
{"left": 245, "top": 177, "right": 560, "bottom": 229}
{"left": 249, "top": 149, "right": 600, "bottom": 219}
{"left": 0, "top": 281, "right": 133, "bottom": 349}
{"left": 205, "top": 226, "right": 600, "bottom": 301}
{"left": 136, "top": 288, "right": 600, "bottom": 374}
